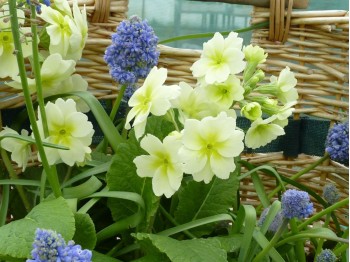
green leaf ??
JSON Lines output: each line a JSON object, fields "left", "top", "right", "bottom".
{"left": 57, "top": 91, "right": 124, "bottom": 152}
{"left": 253, "top": 229, "right": 285, "bottom": 262}
{"left": 174, "top": 173, "right": 239, "bottom": 236}
{"left": 158, "top": 214, "right": 233, "bottom": 237}
{"left": 62, "top": 161, "right": 111, "bottom": 188}
{"left": 0, "top": 197, "right": 75, "bottom": 260}
{"left": 63, "top": 176, "right": 103, "bottom": 199}
{"left": 106, "top": 140, "right": 158, "bottom": 232}
{"left": 92, "top": 251, "right": 124, "bottom": 262}
{"left": 237, "top": 205, "right": 256, "bottom": 262}
{"left": 87, "top": 191, "right": 145, "bottom": 242}
{"left": 134, "top": 233, "right": 227, "bottom": 262}
{"left": 73, "top": 213, "right": 96, "bottom": 250}
{"left": 144, "top": 115, "right": 176, "bottom": 141}
{"left": 277, "top": 228, "right": 349, "bottom": 247}
{"left": 0, "top": 133, "right": 69, "bottom": 150}
{"left": 210, "top": 235, "right": 242, "bottom": 253}
{"left": 158, "top": 22, "right": 269, "bottom": 44}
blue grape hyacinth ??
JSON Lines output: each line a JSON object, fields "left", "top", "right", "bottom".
{"left": 325, "top": 121, "right": 349, "bottom": 164}
{"left": 104, "top": 16, "right": 160, "bottom": 86}
{"left": 27, "top": 228, "right": 92, "bottom": 262}
{"left": 323, "top": 183, "right": 340, "bottom": 205}
{"left": 257, "top": 207, "right": 283, "bottom": 232}
{"left": 281, "top": 189, "right": 313, "bottom": 220}
{"left": 316, "top": 249, "right": 337, "bottom": 262}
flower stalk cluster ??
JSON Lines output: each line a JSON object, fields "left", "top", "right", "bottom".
{"left": 124, "top": 32, "right": 299, "bottom": 197}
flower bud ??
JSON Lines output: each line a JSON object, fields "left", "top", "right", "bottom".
{"left": 241, "top": 102, "right": 262, "bottom": 121}
{"left": 243, "top": 44, "right": 268, "bottom": 64}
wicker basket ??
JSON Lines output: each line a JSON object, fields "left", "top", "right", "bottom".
{"left": 0, "top": 0, "right": 129, "bottom": 109}
{"left": 241, "top": 5, "right": 349, "bottom": 226}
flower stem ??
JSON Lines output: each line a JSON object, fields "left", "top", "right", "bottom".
{"left": 110, "top": 84, "right": 127, "bottom": 122}
{"left": 40, "top": 170, "right": 47, "bottom": 202}
{"left": 1, "top": 149, "right": 31, "bottom": 212}
{"left": 159, "top": 205, "right": 197, "bottom": 239}
{"left": 0, "top": 184, "right": 9, "bottom": 226}
{"left": 252, "top": 218, "right": 289, "bottom": 262}
{"left": 166, "top": 109, "right": 180, "bottom": 132}
{"left": 95, "top": 84, "right": 127, "bottom": 153}
{"left": 314, "top": 213, "right": 331, "bottom": 260}
{"left": 289, "top": 218, "right": 306, "bottom": 262}
{"left": 333, "top": 243, "right": 349, "bottom": 256}
{"left": 30, "top": 4, "right": 49, "bottom": 138}
{"left": 8, "top": 0, "right": 61, "bottom": 197}
{"left": 158, "top": 21, "right": 269, "bottom": 44}
{"left": 297, "top": 198, "right": 349, "bottom": 230}
{"left": 263, "top": 154, "right": 329, "bottom": 204}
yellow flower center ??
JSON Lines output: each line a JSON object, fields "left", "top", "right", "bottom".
{"left": 0, "top": 32, "right": 13, "bottom": 48}
{"left": 206, "top": 144, "right": 213, "bottom": 150}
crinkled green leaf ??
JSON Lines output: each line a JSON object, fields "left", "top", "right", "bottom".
{"left": 210, "top": 235, "right": 242, "bottom": 253}
{"left": 174, "top": 172, "right": 239, "bottom": 236}
{"left": 72, "top": 213, "right": 96, "bottom": 250}
{"left": 92, "top": 251, "right": 124, "bottom": 262}
{"left": 134, "top": 233, "right": 227, "bottom": 262}
{"left": 106, "top": 140, "right": 158, "bottom": 232}
{"left": 144, "top": 115, "right": 176, "bottom": 141}
{"left": 0, "top": 197, "right": 75, "bottom": 260}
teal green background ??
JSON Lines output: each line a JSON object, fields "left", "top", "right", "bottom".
{"left": 128, "top": 0, "right": 349, "bottom": 48}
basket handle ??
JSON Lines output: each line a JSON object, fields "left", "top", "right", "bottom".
{"left": 92, "top": 0, "right": 111, "bottom": 23}
{"left": 269, "top": 0, "right": 293, "bottom": 43}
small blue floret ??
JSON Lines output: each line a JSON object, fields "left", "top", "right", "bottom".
{"left": 281, "top": 189, "right": 313, "bottom": 220}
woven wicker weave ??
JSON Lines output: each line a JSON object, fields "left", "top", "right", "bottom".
{"left": 241, "top": 5, "right": 349, "bottom": 226}
{"left": 0, "top": 0, "right": 129, "bottom": 109}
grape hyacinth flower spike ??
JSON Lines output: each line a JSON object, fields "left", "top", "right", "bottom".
{"left": 27, "top": 228, "right": 92, "bottom": 262}
{"left": 104, "top": 15, "right": 160, "bottom": 87}
{"left": 325, "top": 121, "right": 349, "bottom": 164}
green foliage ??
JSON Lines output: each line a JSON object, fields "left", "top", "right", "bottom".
{"left": 0, "top": 197, "right": 75, "bottom": 260}
{"left": 92, "top": 251, "right": 124, "bottom": 262}
{"left": 73, "top": 213, "right": 97, "bottom": 250}
{"left": 134, "top": 233, "right": 227, "bottom": 262}
{"left": 174, "top": 172, "right": 239, "bottom": 236}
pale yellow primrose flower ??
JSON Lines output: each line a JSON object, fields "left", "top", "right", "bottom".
{"left": 241, "top": 102, "right": 262, "bottom": 121}
{"left": 133, "top": 134, "right": 183, "bottom": 198}
{"left": 270, "top": 66, "right": 298, "bottom": 104}
{"left": 70, "top": 0, "right": 88, "bottom": 61}
{"left": 0, "top": 127, "right": 32, "bottom": 171}
{"left": 125, "top": 67, "right": 180, "bottom": 139}
{"left": 190, "top": 32, "right": 246, "bottom": 84}
{"left": 39, "top": 0, "right": 86, "bottom": 61}
{"left": 243, "top": 44, "right": 267, "bottom": 65}
{"left": 53, "top": 0, "right": 73, "bottom": 17}
{"left": 271, "top": 101, "right": 297, "bottom": 128}
{"left": 171, "top": 82, "right": 210, "bottom": 124}
{"left": 0, "top": 5, "right": 32, "bottom": 78}
{"left": 36, "top": 98, "right": 94, "bottom": 166}
{"left": 197, "top": 75, "right": 244, "bottom": 109}
{"left": 7, "top": 53, "right": 88, "bottom": 110}
{"left": 245, "top": 115, "right": 285, "bottom": 149}
{"left": 179, "top": 112, "right": 244, "bottom": 184}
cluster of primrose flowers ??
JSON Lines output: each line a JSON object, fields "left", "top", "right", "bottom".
{"left": 106, "top": 20, "right": 299, "bottom": 198}
{"left": 0, "top": 0, "right": 94, "bottom": 170}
